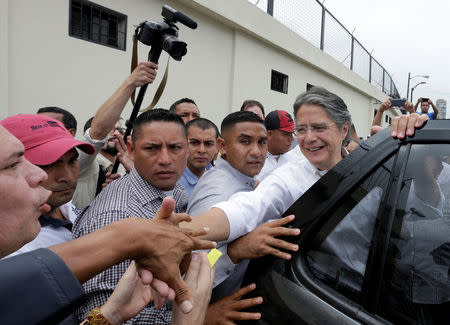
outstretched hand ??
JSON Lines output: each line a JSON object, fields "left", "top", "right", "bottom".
{"left": 227, "top": 215, "right": 300, "bottom": 263}
{"left": 172, "top": 252, "right": 215, "bottom": 325}
{"left": 114, "top": 135, "right": 134, "bottom": 172}
{"left": 204, "top": 283, "right": 263, "bottom": 324}
{"left": 100, "top": 261, "right": 153, "bottom": 325}
{"left": 136, "top": 197, "right": 215, "bottom": 314}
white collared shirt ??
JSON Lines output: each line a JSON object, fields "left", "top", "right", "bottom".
{"left": 7, "top": 201, "right": 79, "bottom": 257}
{"left": 256, "top": 146, "right": 305, "bottom": 181}
{"left": 214, "top": 157, "right": 324, "bottom": 243}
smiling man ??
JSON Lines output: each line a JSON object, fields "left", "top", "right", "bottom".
{"left": 0, "top": 114, "right": 95, "bottom": 257}
{"left": 72, "top": 109, "right": 189, "bottom": 324}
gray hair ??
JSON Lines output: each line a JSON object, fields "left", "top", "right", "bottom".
{"left": 293, "top": 86, "right": 352, "bottom": 144}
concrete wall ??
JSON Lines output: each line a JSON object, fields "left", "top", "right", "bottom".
{"left": 2, "top": 0, "right": 392, "bottom": 138}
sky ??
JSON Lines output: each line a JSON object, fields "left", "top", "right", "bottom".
{"left": 322, "top": 0, "right": 450, "bottom": 116}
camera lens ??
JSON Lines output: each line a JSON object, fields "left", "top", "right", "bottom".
{"left": 162, "top": 35, "right": 187, "bottom": 61}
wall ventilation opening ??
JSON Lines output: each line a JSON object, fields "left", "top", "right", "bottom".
{"left": 69, "top": 0, "right": 127, "bottom": 51}
{"left": 271, "top": 70, "right": 288, "bottom": 94}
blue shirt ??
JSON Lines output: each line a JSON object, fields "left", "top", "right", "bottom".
{"left": 188, "top": 157, "right": 256, "bottom": 302}
{"left": 418, "top": 111, "right": 435, "bottom": 120}
{"left": 179, "top": 163, "right": 212, "bottom": 198}
{"left": 188, "top": 158, "right": 255, "bottom": 216}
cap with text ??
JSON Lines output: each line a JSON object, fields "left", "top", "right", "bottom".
{"left": 264, "top": 110, "right": 295, "bottom": 133}
{"left": 0, "top": 114, "right": 95, "bottom": 165}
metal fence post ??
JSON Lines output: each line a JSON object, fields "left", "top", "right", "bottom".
{"left": 320, "top": 5, "right": 325, "bottom": 50}
{"left": 350, "top": 36, "right": 354, "bottom": 70}
{"left": 267, "top": 0, "right": 274, "bottom": 16}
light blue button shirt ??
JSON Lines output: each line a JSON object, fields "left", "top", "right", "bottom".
{"left": 188, "top": 157, "right": 255, "bottom": 216}
{"left": 179, "top": 163, "right": 212, "bottom": 198}
{"left": 188, "top": 157, "right": 256, "bottom": 301}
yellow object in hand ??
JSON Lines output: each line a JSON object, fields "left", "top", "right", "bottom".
{"left": 207, "top": 248, "right": 222, "bottom": 267}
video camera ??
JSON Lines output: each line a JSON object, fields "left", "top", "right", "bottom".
{"left": 135, "top": 5, "right": 197, "bottom": 62}
{"left": 111, "top": 6, "right": 197, "bottom": 174}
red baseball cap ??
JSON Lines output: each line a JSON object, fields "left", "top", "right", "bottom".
{"left": 0, "top": 114, "right": 95, "bottom": 165}
{"left": 264, "top": 110, "right": 295, "bottom": 133}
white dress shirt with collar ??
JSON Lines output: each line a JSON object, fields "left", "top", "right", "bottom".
{"left": 256, "top": 146, "right": 305, "bottom": 181}
{"left": 7, "top": 201, "right": 79, "bottom": 257}
{"left": 214, "top": 157, "right": 324, "bottom": 243}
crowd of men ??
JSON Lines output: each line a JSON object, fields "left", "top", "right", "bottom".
{"left": 0, "top": 61, "right": 434, "bottom": 324}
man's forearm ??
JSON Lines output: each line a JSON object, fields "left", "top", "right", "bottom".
{"left": 89, "top": 79, "right": 135, "bottom": 140}
{"left": 372, "top": 109, "right": 384, "bottom": 127}
{"left": 185, "top": 207, "right": 230, "bottom": 242}
{"left": 49, "top": 220, "right": 139, "bottom": 284}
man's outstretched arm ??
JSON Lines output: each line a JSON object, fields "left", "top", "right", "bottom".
{"left": 50, "top": 197, "right": 215, "bottom": 313}
{"left": 89, "top": 62, "right": 158, "bottom": 140}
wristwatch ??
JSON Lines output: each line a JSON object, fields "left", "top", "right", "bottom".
{"left": 80, "top": 307, "right": 113, "bottom": 325}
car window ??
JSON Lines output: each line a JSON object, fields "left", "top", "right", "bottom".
{"left": 379, "top": 144, "right": 450, "bottom": 325}
{"left": 304, "top": 154, "right": 396, "bottom": 303}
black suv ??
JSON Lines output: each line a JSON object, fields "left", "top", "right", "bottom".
{"left": 243, "top": 120, "right": 450, "bottom": 325}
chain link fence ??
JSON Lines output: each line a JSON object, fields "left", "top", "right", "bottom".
{"left": 250, "top": 0, "right": 399, "bottom": 98}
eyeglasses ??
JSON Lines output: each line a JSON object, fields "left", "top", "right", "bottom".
{"left": 114, "top": 127, "right": 126, "bottom": 135}
{"left": 294, "top": 122, "right": 336, "bottom": 136}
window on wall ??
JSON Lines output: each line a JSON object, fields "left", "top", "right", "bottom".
{"left": 306, "top": 83, "right": 315, "bottom": 91}
{"left": 271, "top": 70, "right": 288, "bottom": 94}
{"left": 69, "top": 0, "right": 127, "bottom": 51}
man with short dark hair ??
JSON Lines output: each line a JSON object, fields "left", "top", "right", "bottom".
{"left": 188, "top": 111, "right": 267, "bottom": 216}
{"left": 73, "top": 109, "right": 190, "bottom": 324}
{"left": 37, "top": 106, "right": 78, "bottom": 137}
{"left": 1, "top": 114, "right": 95, "bottom": 256}
{"left": 187, "top": 111, "right": 269, "bottom": 323}
{"left": 415, "top": 97, "right": 439, "bottom": 120}
{"left": 179, "top": 118, "right": 219, "bottom": 197}
{"left": 257, "top": 109, "right": 296, "bottom": 181}
{"left": 169, "top": 97, "right": 201, "bottom": 123}
{"left": 240, "top": 99, "right": 265, "bottom": 120}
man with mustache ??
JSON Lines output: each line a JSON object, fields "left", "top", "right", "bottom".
{"left": 0, "top": 114, "right": 95, "bottom": 256}
{"left": 72, "top": 109, "right": 192, "bottom": 324}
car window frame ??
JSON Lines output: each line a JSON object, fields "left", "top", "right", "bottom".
{"left": 372, "top": 141, "right": 450, "bottom": 323}
{"left": 290, "top": 139, "right": 407, "bottom": 324}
